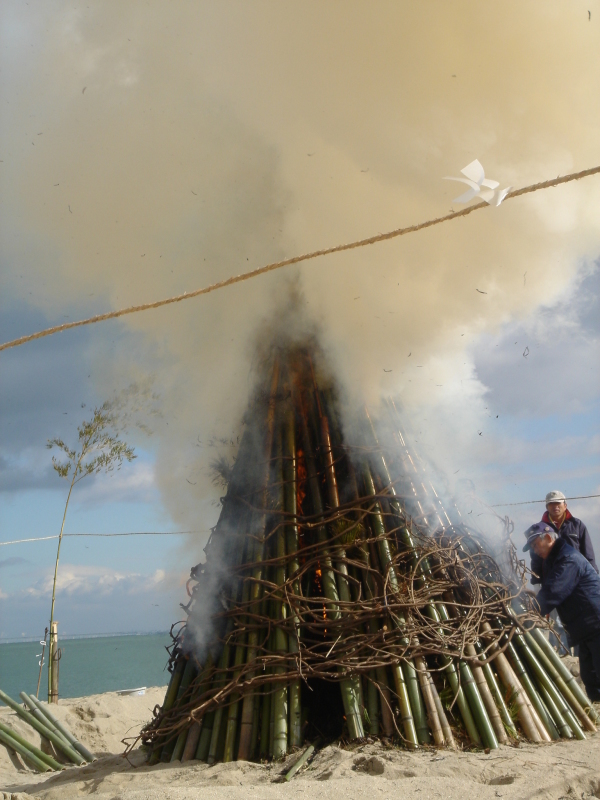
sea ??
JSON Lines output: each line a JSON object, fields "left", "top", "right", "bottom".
{"left": 0, "top": 633, "right": 170, "bottom": 703}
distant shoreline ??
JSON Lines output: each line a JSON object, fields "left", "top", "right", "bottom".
{"left": 0, "top": 631, "right": 169, "bottom": 645}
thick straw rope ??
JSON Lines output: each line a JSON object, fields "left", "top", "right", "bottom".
{"left": 2, "top": 165, "right": 598, "bottom": 354}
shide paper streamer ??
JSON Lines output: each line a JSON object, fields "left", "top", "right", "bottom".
{"left": 444, "top": 159, "right": 512, "bottom": 207}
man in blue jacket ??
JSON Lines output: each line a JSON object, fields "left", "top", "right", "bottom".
{"left": 524, "top": 521, "right": 600, "bottom": 702}
{"left": 529, "top": 490, "right": 597, "bottom": 585}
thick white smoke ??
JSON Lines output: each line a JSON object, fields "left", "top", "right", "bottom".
{"left": 1, "top": 1, "right": 599, "bottom": 557}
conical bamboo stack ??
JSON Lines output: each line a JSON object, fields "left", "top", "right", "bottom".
{"left": 140, "top": 347, "right": 598, "bottom": 764}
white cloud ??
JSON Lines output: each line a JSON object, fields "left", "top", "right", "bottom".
{"left": 22, "top": 562, "right": 184, "bottom": 600}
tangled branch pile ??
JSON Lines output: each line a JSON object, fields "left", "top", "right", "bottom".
{"left": 134, "top": 347, "right": 598, "bottom": 764}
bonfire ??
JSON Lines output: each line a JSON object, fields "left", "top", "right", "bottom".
{"left": 136, "top": 346, "right": 597, "bottom": 764}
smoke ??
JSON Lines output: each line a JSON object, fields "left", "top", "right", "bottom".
{"left": 2, "top": 1, "right": 599, "bottom": 553}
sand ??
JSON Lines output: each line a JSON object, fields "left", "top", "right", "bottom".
{"left": 1, "top": 678, "right": 600, "bottom": 800}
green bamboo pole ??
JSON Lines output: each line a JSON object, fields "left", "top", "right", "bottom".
{"left": 473, "top": 643, "right": 518, "bottom": 738}
{"left": 0, "top": 720, "right": 64, "bottom": 771}
{"left": 260, "top": 688, "right": 272, "bottom": 759}
{"left": 248, "top": 693, "right": 260, "bottom": 762}
{"left": 528, "top": 627, "right": 599, "bottom": 723}
{"left": 207, "top": 637, "right": 234, "bottom": 764}
{"left": 504, "top": 641, "right": 558, "bottom": 740}
{"left": 463, "top": 647, "right": 507, "bottom": 744}
{"left": 0, "top": 688, "right": 84, "bottom": 765}
{"left": 180, "top": 656, "right": 215, "bottom": 761}
{"left": 0, "top": 725, "right": 55, "bottom": 772}
{"left": 19, "top": 694, "right": 71, "bottom": 751}
{"left": 168, "top": 658, "right": 199, "bottom": 761}
{"left": 523, "top": 632, "right": 596, "bottom": 732}
{"left": 318, "top": 403, "right": 366, "bottom": 741}
{"left": 236, "top": 361, "right": 280, "bottom": 760}
{"left": 514, "top": 635, "right": 584, "bottom": 739}
{"left": 479, "top": 621, "right": 543, "bottom": 741}
{"left": 221, "top": 509, "right": 257, "bottom": 763}
{"left": 148, "top": 655, "right": 186, "bottom": 764}
{"left": 25, "top": 693, "right": 96, "bottom": 762}
{"left": 365, "top": 674, "right": 380, "bottom": 735}
{"left": 361, "top": 421, "right": 495, "bottom": 749}
{"left": 195, "top": 710, "right": 215, "bottom": 761}
{"left": 284, "top": 738, "right": 321, "bottom": 781}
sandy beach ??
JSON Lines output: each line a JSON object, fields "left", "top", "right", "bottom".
{"left": 2, "top": 679, "right": 600, "bottom": 800}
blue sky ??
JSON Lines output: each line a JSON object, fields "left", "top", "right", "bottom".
{"left": 1, "top": 2, "right": 599, "bottom": 641}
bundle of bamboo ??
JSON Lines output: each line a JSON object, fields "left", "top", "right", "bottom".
{"left": 0, "top": 689, "right": 95, "bottom": 771}
{"left": 138, "top": 348, "right": 598, "bottom": 764}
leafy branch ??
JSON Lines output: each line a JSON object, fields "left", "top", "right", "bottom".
{"left": 45, "top": 401, "right": 136, "bottom": 701}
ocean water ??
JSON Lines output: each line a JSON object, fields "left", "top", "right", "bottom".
{"left": 0, "top": 633, "right": 170, "bottom": 703}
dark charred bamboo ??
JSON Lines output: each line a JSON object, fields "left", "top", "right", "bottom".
{"left": 283, "top": 400, "right": 302, "bottom": 748}
{"left": 237, "top": 362, "right": 281, "bottom": 760}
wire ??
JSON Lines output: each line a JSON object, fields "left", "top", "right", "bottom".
{"left": 490, "top": 494, "right": 600, "bottom": 508}
{"left": 0, "top": 531, "right": 208, "bottom": 547}
{"left": 1, "top": 165, "right": 599, "bottom": 354}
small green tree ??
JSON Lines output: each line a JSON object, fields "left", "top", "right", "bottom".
{"left": 46, "top": 402, "right": 136, "bottom": 701}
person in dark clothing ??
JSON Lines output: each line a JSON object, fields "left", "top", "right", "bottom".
{"left": 529, "top": 490, "right": 597, "bottom": 585}
{"left": 524, "top": 522, "right": 600, "bottom": 702}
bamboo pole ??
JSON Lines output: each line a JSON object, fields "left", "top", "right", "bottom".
{"left": 236, "top": 361, "right": 281, "bottom": 760}
{"left": 0, "top": 726, "right": 55, "bottom": 773}
{"left": 0, "top": 688, "right": 84, "bottom": 765}
{"left": 361, "top": 421, "right": 492, "bottom": 748}
{"left": 180, "top": 657, "right": 215, "bottom": 761}
{"left": 283, "top": 400, "right": 302, "bottom": 749}
{"left": 429, "top": 676, "right": 456, "bottom": 748}
{"left": 473, "top": 643, "right": 518, "bottom": 739}
{"left": 147, "top": 655, "right": 186, "bottom": 764}
{"left": 298, "top": 388, "right": 364, "bottom": 740}
{"left": 503, "top": 638, "right": 557, "bottom": 740}
{"left": 19, "top": 694, "right": 72, "bottom": 751}
{"left": 284, "top": 738, "right": 321, "bottom": 781}
{"left": 523, "top": 632, "right": 596, "bottom": 732}
{"left": 195, "top": 709, "right": 215, "bottom": 761}
{"left": 271, "top": 421, "right": 289, "bottom": 759}
{"left": 25, "top": 693, "right": 95, "bottom": 762}
{"left": 528, "top": 627, "right": 599, "bottom": 723}
{"left": 413, "top": 655, "right": 445, "bottom": 746}
{"left": 464, "top": 645, "right": 507, "bottom": 744}
{"left": 514, "top": 636, "right": 584, "bottom": 739}
{"left": 49, "top": 622, "right": 59, "bottom": 704}
{"left": 478, "top": 623, "right": 545, "bottom": 743}
{"left": 169, "top": 660, "right": 201, "bottom": 762}
{"left": 0, "top": 721, "right": 65, "bottom": 771}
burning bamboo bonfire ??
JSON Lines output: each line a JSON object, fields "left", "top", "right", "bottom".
{"left": 138, "top": 346, "right": 598, "bottom": 764}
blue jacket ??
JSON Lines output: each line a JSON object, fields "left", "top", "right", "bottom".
{"left": 530, "top": 511, "right": 597, "bottom": 584}
{"left": 537, "top": 537, "right": 600, "bottom": 645}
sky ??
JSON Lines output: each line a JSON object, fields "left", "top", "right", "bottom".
{"left": 1, "top": 2, "right": 599, "bottom": 642}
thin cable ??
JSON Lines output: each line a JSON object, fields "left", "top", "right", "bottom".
{"left": 0, "top": 531, "right": 207, "bottom": 547}
{"left": 1, "top": 165, "right": 599, "bottom": 354}
{"left": 490, "top": 494, "right": 600, "bottom": 508}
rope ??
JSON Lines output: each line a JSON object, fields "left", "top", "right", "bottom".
{"left": 490, "top": 494, "right": 600, "bottom": 508}
{"left": 1, "top": 165, "right": 599, "bottom": 354}
{"left": 0, "top": 531, "right": 207, "bottom": 547}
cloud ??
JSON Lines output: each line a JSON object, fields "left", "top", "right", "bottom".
{"left": 21, "top": 562, "right": 182, "bottom": 599}
{"left": 0, "top": 557, "right": 28, "bottom": 569}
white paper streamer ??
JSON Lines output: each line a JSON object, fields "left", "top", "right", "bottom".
{"left": 444, "top": 159, "right": 511, "bottom": 206}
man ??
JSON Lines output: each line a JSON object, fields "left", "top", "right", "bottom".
{"left": 529, "top": 490, "right": 597, "bottom": 585}
{"left": 524, "top": 522, "right": 600, "bottom": 702}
